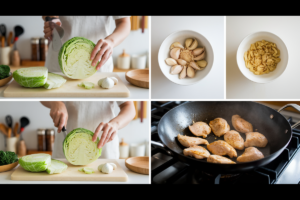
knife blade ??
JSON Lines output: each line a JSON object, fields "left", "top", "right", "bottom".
{"left": 45, "top": 17, "right": 64, "bottom": 52}
{"left": 62, "top": 126, "right": 67, "bottom": 137}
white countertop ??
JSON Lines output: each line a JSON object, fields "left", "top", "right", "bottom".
{"left": 227, "top": 16, "right": 300, "bottom": 99}
{"left": 151, "top": 16, "right": 225, "bottom": 99}
{"left": 0, "top": 72, "right": 149, "bottom": 99}
{"left": 0, "top": 159, "right": 149, "bottom": 184}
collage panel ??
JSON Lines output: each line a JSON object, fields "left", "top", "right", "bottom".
{"left": 151, "top": 16, "right": 225, "bottom": 99}
{"left": 0, "top": 101, "right": 149, "bottom": 183}
{"left": 227, "top": 16, "right": 299, "bottom": 99}
{"left": 151, "top": 101, "right": 300, "bottom": 184}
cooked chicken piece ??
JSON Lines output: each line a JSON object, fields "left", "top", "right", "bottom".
{"left": 189, "top": 122, "right": 211, "bottom": 138}
{"left": 209, "top": 118, "right": 230, "bottom": 137}
{"left": 177, "top": 134, "right": 209, "bottom": 147}
{"left": 207, "top": 155, "right": 236, "bottom": 164}
{"left": 207, "top": 140, "right": 237, "bottom": 158}
{"left": 224, "top": 130, "right": 245, "bottom": 150}
{"left": 232, "top": 115, "right": 253, "bottom": 133}
{"left": 244, "top": 132, "right": 268, "bottom": 148}
{"left": 237, "top": 147, "right": 264, "bottom": 162}
{"left": 183, "top": 146, "right": 210, "bottom": 159}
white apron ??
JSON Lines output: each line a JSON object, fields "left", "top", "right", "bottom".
{"left": 52, "top": 101, "right": 126, "bottom": 159}
{"left": 45, "top": 16, "right": 127, "bottom": 73}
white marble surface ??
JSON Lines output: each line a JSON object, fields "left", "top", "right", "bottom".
{"left": 227, "top": 16, "right": 300, "bottom": 99}
{"left": 0, "top": 159, "right": 149, "bottom": 184}
{"left": 151, "top": 16, "right": 225, "bottom": 99}
{"left": 0, "top": 72, "right": 149, "bottom": 99}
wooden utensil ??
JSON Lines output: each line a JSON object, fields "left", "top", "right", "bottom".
{"left": 0, "top": 24, "right": 6, "bottom": 40}
{"left": 125, "top": 156, "right": 149, "bottom": 175}
{"left": 7, "top": 127, "right": 12, "bottom": 138}
{"left": 0, "top": 123, "right": 8, "bottom": 136}
{"left": 7, "top": 31, "right": 13, "bottom": 46}
{"left": 1, "top": 36, "right": 5, "bottom": 47}
{"left": 14, "top": 122, "right": 19, "bottom": 138}
{"left": 125, "top": 69, "right": 149, "bottom": 88}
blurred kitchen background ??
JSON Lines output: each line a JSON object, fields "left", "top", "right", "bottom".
{"left": 0, "top": 101, "right": 149, "bottom": 159}
{"left": 0, "top": 16, "right": 149, "bottom": 70}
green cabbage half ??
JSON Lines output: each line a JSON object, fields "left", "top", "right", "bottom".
{"left": 19, "top": 154, "right": 51, "bottom": 172}
{"left": 63, "top": 128, "right": 101, "bottom": 165}
{"left": 44, "top": 73, "right": 67, "bottom": 89}
{"left": 13, "top": 67, "right": 48, "bottom": 88}
{"left": 58, "top": 37, "right": 97, "bottom": 79}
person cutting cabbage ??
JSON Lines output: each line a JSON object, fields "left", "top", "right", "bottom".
{"left": 42, "top": 16, "right": 131, "bottom": 73}
{"left": 40, "top": 101, "right": 136, "bottom": 159}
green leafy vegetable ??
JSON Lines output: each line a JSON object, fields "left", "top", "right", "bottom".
{"left": 19, "top": 153, "right": 51, "bottom": 172}
{"left": 44, "top": 73, "right": 67, "bottom": 89}
{"left": 46, "top": 159, "right": 68, "bottom": 174}
{"left": 58, "top": 37, "right": 97, "bottom": 79}
{"left": 78, "top": 81, "right": 94, "bottom": 89}
{"left": 0, "top": 150, "right": 18, "bottom": 165}
{"left": 12, "top": 67, "right": 48, "bottom": 88}
{"left": 0, "top": 65, "right": 10, "bottom": 79}
{"left": 63, "top": 128, "right": 101, "bottom": 165}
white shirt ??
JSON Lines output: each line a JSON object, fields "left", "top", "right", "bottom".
{"left": 45, "top": 16, "right": 128, "bottom": 73}
{"left": 52, "top": 101, "right": 126, "bottom": 159}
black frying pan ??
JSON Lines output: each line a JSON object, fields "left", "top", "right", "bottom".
{"left": 152, "top": 102, "right": 299, "bottom": 174}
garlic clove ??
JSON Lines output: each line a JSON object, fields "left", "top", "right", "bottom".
{"left": 187, "top": 38, "right": 198, "bottom": 50}
{"left": 192, "top": 47, "right": 204, "bottom": 56}
{"left": 185, "top": 38, "right": 193, "bottom": 48}
{"left": 98, "top": 77, "right": 106, "bottom": 87}
{"left": 170, "top": 48, "right": 181, "bottom": 60}
{"left": 170, "top": 42, "right": 184, "bottom": 49}
{"left": 101, "top": 163, "right": 113, "bottom": 174}
{"left": 108, "top": 163, "right": 117, "bottom": 170}
{"left": 189, "top": 61, "right": 201, "bottom": 70}
{"left": 179, "top": 65, "right": 187, "bottom": 79}
{"left": 176, "top": 59, "right": 187, "bottom": 66}
{"left": 197, "top": 60, "right": 207, "bottom": 68}
{"left": 170, "top": 65, "right": 183, "bottom": 75}
{"left": 187, "top": 66, "right": 195, "bottom": 78}
{"left": 165, "top": 58, "right": 177, "bottom": 66}
{"left": 110, "top": 77, "right": 118, "bottom": 85}
{"left": 194, "top": 51, "right": 205, "bottom": 61}
{"left": 101, "top": 77, "right": 115, "bottom": 89}
{"left": 98, "top": 164, "right": 105, "bottom": 172}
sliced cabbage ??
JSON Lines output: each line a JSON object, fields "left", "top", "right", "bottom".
{"left": 44, "top": 73, "right": 67, "bottom": 89}
{"left": 78, "top": 167, "right": 94, "bottom": 174}
{"left": 58, "top": 37, "right": 97, "bottom": 79}
{"left": 19, "top": 154, "right": 51, "bottom": 172}
{"left": 78, "top": 81, "right": 94, "bottom": 89}
{"left": 63, "top": 128, "right": 101, "bottom": 165}
{"left": 13, "top": 67, "right": 48, "bottom": 88}
{"left": 46, "top": 159, "right": 68, "bottom": 174}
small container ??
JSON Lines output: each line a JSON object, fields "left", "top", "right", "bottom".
{"left": 39, "top": 38, "right": 48, "bottom": 61}
{"left": 12, "top": 50, "right": 20, "bottom": 66}
{"left": 31, "top": 37, "right": 40, "bottom": 61}
{"left": 37, "top": 129, "right": 45, "bottom": 151}
{"left": 6, "top": 137, "right": 18, "bottom": 153}
{"left": 0, "top": 46, "right": 11, "bottom": 65}
{"left": 131, "top": 54, "right": 147, "bottom": 69}
{"left": 119, "top": 138, "right": 129, "bottom": 159}
{"left": 117, "top": 49, "right": 130, "bottom": 69}
{"left": 45, "top": 129, "right": 55, "bottom": 151}
{"left": 130, "top": 142, "right": 145, "bottom": 157}
{"left": 18, "top": 140, "right": 27, "bottom": 157}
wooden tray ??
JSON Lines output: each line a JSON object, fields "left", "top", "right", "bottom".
{"left": 0, "top": 161, "right": 19, "bottom": 172}
{"left": 0, "top": 72, "right": 12, "bottom": 87}
{"left": 125, "top": 69, "right": 149, "bottom": 88}
{"left": 125, "top": 156, "right": 149, "bottom": 175}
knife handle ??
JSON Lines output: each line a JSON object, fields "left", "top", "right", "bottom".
{"left": 62, "top": 126, "right": 66, "bottom": 132}
{"left": 45, "top": 16, "right": 58, "bottom": 22}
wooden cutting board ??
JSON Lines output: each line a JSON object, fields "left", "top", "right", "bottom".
{"left": 3, "top": 73, "right": 130, "bottom": 97}
{"left": 11, "top": 159, "right": 128, "bottom": 182}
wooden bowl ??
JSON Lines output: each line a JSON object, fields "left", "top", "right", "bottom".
{"left": 125, "top": 156, "right": 149, "bottom": 175}
{"left": 0, "top": 161, "right": 19, "bottom": 172}
{"left": 0, "top": 72, "right": 12, "bottom": 87}
{"left": 125, "top": 69, "right": 149, "bottom": 88}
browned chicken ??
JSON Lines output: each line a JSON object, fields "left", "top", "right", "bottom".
{"left": 207, "top": 140, "right": 237, "bottom": 158}
{"left": 237, "top": 147, "right": 264, "bottom": 162}
{"left": 209, "top": 118, "right": 230, "bottom": 137}
{"left": 189, "top": 122, "right": 211, "bottom": 138}
{"left": 177, "top": 134, "right": 209, "bottom": 147}
{"left": 224, "top": 130, "right": 245, "bottom": 150}
{"left": 183, "top": 146, "right": 210, "bottom": 159}
{"left": 232, "top": 115, "right": 253, "bottom": 133}
{"left": 207, "top": 155, "right": 236, "bottom": 164}
{"left": 244, "top": 132, "right": 268, "bottom": 148}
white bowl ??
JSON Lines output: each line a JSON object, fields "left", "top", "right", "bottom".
{"left": 236, "top": 31, "right": 288, "bottom": 83}
{"left": 158, "top": 30, "right": 214, "bottom": 85}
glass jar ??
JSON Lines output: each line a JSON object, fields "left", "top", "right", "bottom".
{"left": 45, "top": 129, "right": 55, "bottom": 151}
{"left": 39, "top": 38, "right": 48, "bottom": 61}
{"left": 31, "top": 37, "right": 40, "bottom": 61}
{"left": 37, "top": 129, "right": 45, "bottom": 151}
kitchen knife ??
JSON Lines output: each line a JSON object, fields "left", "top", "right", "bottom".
{"left": 45, "top": 17, "right": 64, "bottom": 52}
{"left": 62, "top": 126, "right": 67, "bottom": 137}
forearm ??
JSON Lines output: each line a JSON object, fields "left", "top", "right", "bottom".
{"left": 105, "top": 18, "right": 130, "bottom": 47}
{"left": 40, "top": 101, "right": 63, "bottom": 109}
{"left": 109, "top": 101, "right": 135, "bottom": 130}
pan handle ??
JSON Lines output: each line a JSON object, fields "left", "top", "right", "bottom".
{"left": 278, "top": 104, "right": 300, "bottom": 129}
{"left": 151, "top": 141, "right": 165, "bottom": 148}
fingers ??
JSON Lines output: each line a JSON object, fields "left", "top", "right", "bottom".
{"left": 98, "top": 125, "right": 111, "bottom": 149}
{"left": 43, "top": 22, "right": 52, "bottom": 40}
{"left": 57, "top": 113, "right": 67, "bottom": 133}
{"left": 92, "top": 43, "right": 109, "bottom": 67}
{"left": 93, "top": 122, "right": 104, "bottom": 142}
{"left": 50, "top": 110, "right": 67, "bottom": 133}
{"left": 104, "top": 129, "right": 116, "bottom": 145}
{"left": 90, "top": 39, "right": 104, "bottom": 62}
{"left": 96, "top": 50, "right": 112, "bottom": 70}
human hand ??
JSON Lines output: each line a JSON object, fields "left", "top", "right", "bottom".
{"left": 49, "top": 102, "right": 68, "bottom": 133}
{"left": 43, "top": 18, "right": 62, "bottom": 41}
{"left": 90, "top": 39, "right": 114, "bottom": 70}
{"left": 92, "top": 122, "right": 118, "bottom": 149}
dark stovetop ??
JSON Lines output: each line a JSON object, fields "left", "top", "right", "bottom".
{"left": 151, "top": 101, "right": 300, "bottom": 184}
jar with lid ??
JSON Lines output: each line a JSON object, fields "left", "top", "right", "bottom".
{"left": 37, "top": 129, "right": 45, "bottom": 151}
{"left": 31, "top": 37, "right": 40, "bottom": 61}
{"left": 45, "top": 129, "right": 55, "bottom": 151}
{"left": 39, "top": 38, "right": 48, "bottom": 61}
